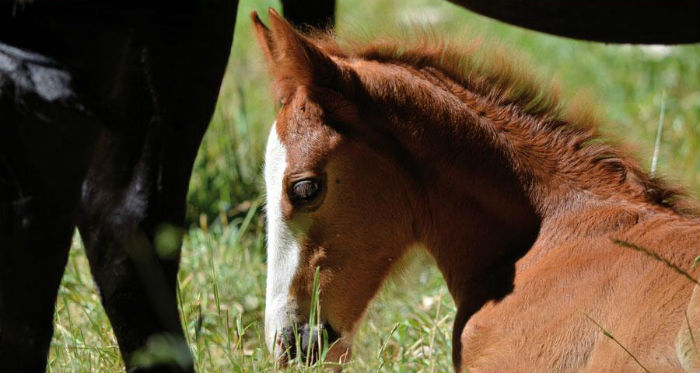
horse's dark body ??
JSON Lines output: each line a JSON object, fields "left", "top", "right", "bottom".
{"left": 0, "top": 0, "right": 697, "bottom": 372}
{"left": 1, "top": 1, "right": 238, "bottom": 371}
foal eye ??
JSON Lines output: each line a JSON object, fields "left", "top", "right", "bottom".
{"left": 289, "top": 179, "right": 322, "bottom": 205}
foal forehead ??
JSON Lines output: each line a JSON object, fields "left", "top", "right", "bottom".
{"left": 274, "top": 87, "right": 340, "bottom": 169}
{"left": 276, "top": 87, "right": 325, "bottom": 138}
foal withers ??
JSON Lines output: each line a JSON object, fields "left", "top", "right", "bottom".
{"left": 254, "top": 9, "right": 700, "bottom": 371}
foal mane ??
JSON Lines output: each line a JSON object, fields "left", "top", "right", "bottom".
{"left": 288, "top": 27, "right": 695, "bottom": 215}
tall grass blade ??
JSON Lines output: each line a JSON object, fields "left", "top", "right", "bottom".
{"left": 684, "top": 311, "right": 698, "bottom": 356}
{"left": 612, "top": 239, "right": 700, "bottom": 285}
{"left": 650, "top": 90, "right": 666, "bottom": 177}
{"left": 582, "top": 312, "right": 651, "bottom": 373}
{"left": 306, "top": 266, "right": 322, "bottom": 366}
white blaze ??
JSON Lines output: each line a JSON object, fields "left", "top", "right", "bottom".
{"left": 264, "top": 122, "right": 301, "bottom": 354}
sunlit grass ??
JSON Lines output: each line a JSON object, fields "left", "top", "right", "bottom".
{"left": 47, "top": 0, "right": 698, "bottom": 371}
{"left": 48, "top": 224, "right": 453, "bottom": 372}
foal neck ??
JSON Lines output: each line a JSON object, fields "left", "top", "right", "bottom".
{"left": 353, "top": 58, "right": 676, "bottom": 304}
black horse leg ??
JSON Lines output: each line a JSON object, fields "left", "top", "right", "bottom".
{"left": 0, "top": 49, "right": 98, "bottom": 370}
{"left": 77, "top": 3, "right": 237, "bottom": 371}
{"left": 78, "top": 124, "right": 200, "bottom": 372}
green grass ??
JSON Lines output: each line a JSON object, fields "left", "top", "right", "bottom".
{"left": 47, "top": 0, "right": 699, "bottom": 371}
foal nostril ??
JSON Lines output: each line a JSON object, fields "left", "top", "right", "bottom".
{"left": 278, "top": 323, "right": 340, "bottom": 363}
{"left": 279, "top": 326, "right": 297, "bottom": 359}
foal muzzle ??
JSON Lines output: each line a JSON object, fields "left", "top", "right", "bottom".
{"left": 276, "top": 322, "right": 341, "bottom": 364}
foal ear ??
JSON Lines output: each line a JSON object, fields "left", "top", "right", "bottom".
{"left": 252, "top": 8, "right": 346, "bottom": 99}
{"left": 251, "top": 11, "right": 276, "bottom": 66}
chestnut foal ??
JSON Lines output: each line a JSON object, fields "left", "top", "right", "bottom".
{"left": 253, "top": 9, "right": 699, "bottom": 372}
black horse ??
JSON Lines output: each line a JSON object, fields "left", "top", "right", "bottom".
{"left": 1, "top": 1, "right": 697, "bottom": 372}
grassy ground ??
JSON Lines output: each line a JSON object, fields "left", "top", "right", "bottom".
{"left": 47, "top": 0, "right": 699, "bottom": 371}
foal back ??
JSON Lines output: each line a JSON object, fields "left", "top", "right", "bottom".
{"left": 461, "top": 205, "right": 700, "bottom": 372}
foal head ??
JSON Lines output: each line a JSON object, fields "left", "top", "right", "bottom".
{"left": 254, "top": 7, "right": 552, "bottom": 364}
{"left": 254, "top": 10, "right": 421, "bottom": 364}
